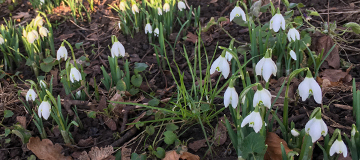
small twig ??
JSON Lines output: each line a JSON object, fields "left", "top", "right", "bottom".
{"left": 69, "top": 20, "right": 90, "bottom": 30}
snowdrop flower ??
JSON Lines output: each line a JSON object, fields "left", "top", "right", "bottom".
{"left": 38, "top": 101, "right": 51, "bottom": 120}
{"left": 76, "top": 90, "right": 81, "bottom": 99}
{"left": 287, "top": 28, "right": 300, "bottom": 42}
{"left": 39, "top": 27, "right": 49, "bottom": 38}
{"left": 163, "top": 3, "right": 170, "bottom": 12}
{"left": 119, "top": 1, "right": 126, "bottom": 11}
{"left": 0, "top": 35, "right": 4, "bottom": 44}
{"left": 210, "top": 54, "right": 230, "bottom": 79}
{"left": 40, "top": 0, "right": 44, "bottom": 4}
{"left": 230, "top": 6, "right": 246, "bottom": 22}
{"left": 154, "top": 28, "right": 159, "bottom": 37}
{"left": 26, "top": 89, "right": 37, "bottom": 101}
{"left": 111, "top": 41, "right": 125, "bottom": 57}
{"left": 27, "top": 30, "right": 38, "bottom": 44}
{"left": 330, "top": 139, "right": 347, "bottom": 157}
{"left": 57, "top": 46, "right": 68, "bottom": 60}
{"left": 224, "top": 82, "right": 238, "bottom": 108}
{"left": 291, "top": 128, "right": 300, "bottom": 137}
{"left": 70, "top": 67, "right": 82, "bottom": 83}
{"left": 241, "top": 110, "right": 263, "bottom": 133}
{"left": 255, "top": 49, "right": 277, "bottom": 82}
{"left": 351, "top": 125, "right": 357, "bottom": 137}
{"left": 157, "top": 7, "right": 163, "bottom": 15}
{"left": 132, "top": 4, "right": 139, "bottom": 14}
{"left": 289, "top": 50, "right": 297, "bottom": 60}
{"left": 178, "top": 1, "right": 186, "bottom": 11}
{"left": 22, "top": 30, "right": 27, "bottom": 38}
{"left": 269, "top": 13, "right": 285, "bottom": 32}
{"left": 34, "top": 16, "right": 43, "bottom": 27}
{"left": 225, "top": 49, "right": 233, "bottom": 61}
{"left": 253, "top": 87, "right": 272, "bottom": 109}
{"left": 145, "top": 23, "right": 152, "bottom": 34}
{"left": 305, "top": 116, "right": 328, "bottom": 143}
{"left": 40, "top": 80, "right": 47, "bottom": 88}
{"left": 298, "top": 70, "right": 322, "bottom": 104}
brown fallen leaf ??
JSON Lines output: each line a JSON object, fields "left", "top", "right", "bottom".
{"left": 12, "top": 12, "right": 31, "bottom": 19}
{"left": 27, "top": 137, "right": 72, "bottom": 160}
{"left": 264, "top": 132, "right": 292, "bottom": 160}
{"left": 163, "top": 150, "right": 200, "bottom": 160}
{"left": 186, "top": 32, "right": 198, "bottom": 44}
{"left": 163, "top": 151, "right": 181, "bottom": 160}
{"left": 78, "top": 137, "right": 94, "bottom": 147}
{"left": 180, "top": 152, "right": 200, "bottom": 160}
{"left": 103, "top": 116, "right": 117, "bottom": 131}
{"left": 188, "top": 139, "right": 208, "bottom": 152}
{"left": 16, "top": 116, "right": 27, "bottom": 128}
{"left": 209, "top": 0, "right": 218, "bottom": 3}
{"left": 315, "top": 35, "right": 340, "bottom": 69}
{"left": 319, "top": 69, "right": 352, "bottom": 83}
{"left": 212, "top": 118, "right": 227, "bottom": 146}
{"left": 121, "top": 147, "right": 131, "bottom": 160}
{"left": 79, "top": 146, "right": 114, "bottom": 160}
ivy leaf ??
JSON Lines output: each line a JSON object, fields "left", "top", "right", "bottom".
{"left": 240, "top": 132, "right": 266, "bottom": 159}
{"left": 166, "top": 123, "right": 179, "bottom": 132}
{"left": 344, "top": 22, "right": 360, "bottom": 34}
{"left": 134, "top": 63, "right": 148, "bottom": 72}
{"left": 164, "top": 131, "right": 177, "bottom": 145}
{"left": 153, "top": 147, "right": 165, "bottom": 159}
{"left": 4, "top": 110, "right": 14, "bottom": 118}
{"left": 148, "top": 98, "right": 160, "bottom": 107}
{"left": 131, "top": 75, "right": 142, "bottom": 87}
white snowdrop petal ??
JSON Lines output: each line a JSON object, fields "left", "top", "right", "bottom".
{"left": 224, "top": 87, "right": 232, "bottom": 108}
{"left": 262, "top": 60, "right": 274, "bottom": 82}
{"left": 298, "top": 78, "right": 311, "bottom": 101}
{"left": 221, "top": 58, "right": 230, "bottom": 79}
{"left": 231, "top": 88, "right": 239, "bottom": 108}
{"left": 290, "top": 50, "right": 297, "bottom": 60}
{"left": 310, "top": 78, "right": 322, "bottom": 104}
{"left": 255, "top": 57, "right": 265, "bottom": 76}
{"left": 210, "top": 57, "right": 221, "bottom": 74}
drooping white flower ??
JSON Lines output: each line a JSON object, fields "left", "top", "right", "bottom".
{"left": 289, "top": 50, "right": 297, "bottom": 60}
{"left": 111, "top": 41, "right": 126, "bottom": 57}
{"left": 210, "top": 55, "right": 230, "bottom": 79}
{"left": 56, "top": 46, "right": 68, "bottom": 60}
{"left": 225, "top": 49, "right": 233, "bottom": 61}
{"left": 255, "top": 57, "right": 277, "bottom": 82}
{"left": 224, "top": 86, "right": 238, "bottom": 108}
{"left": 157, "top": 7, "right": 163, "bottom": 15}
{"left": 34, "top": 16, "right": 44, "bottom": 27}
{"left": 39, "top": 27, "right": 49, "bottom": 38}
{"left": 70, "top": 67, "right": 82, "bottom": 83}
{"left": 178, "top": 1, "right": 186, "bottom": 11}
{"left": 305, "top": 117, "right": 328, "bottom": 143}
{"left": 270, "top": 13, "right": 286, "bottom": 32}
{"left": 241, "top": 111, "right": 263, "bottom": 133}
{"left": 132, "top": 4, "right": 139, "bottom": 14}
{"left": 145, "top": 23, "right": 152, "bottom": 34}
{"left": 287, "top": 28, "right": 300, "bottom": 42}
{"left": 330, "top": 139, "right": 347, "bottom": 157}
{"left": 119, "top": 1, "right": 126, "bottom": 11}
{"left": 230, "top": 6, "right": 246, "bottom": 22}
{"left": 40, "top": 80, "right": 47, "bottom": 88}
{"left": 27, "top": 30, "right": 38, "bottom": 44}
{"left": 298, "top": 76, "right": 322, "bottom": 104}
{"left": 253, "top": 88, "right": 272, "bottom": 109}
{"left": 163, "top": 3, "right": 170, "bottom": 12}
{"left": 291, "top": 128, "right": 300, "bottom": 137}
{"left": 26, "top": 89, "right": 37, "bottom": 101}
{"left": 0, "top": 35, "right": 4, "bottom": 44}
{"left": 154, "top": 28, "right": 159, "bottom": 37}
{"left": 38, "top": 101, "right": 51, "bottom": 120}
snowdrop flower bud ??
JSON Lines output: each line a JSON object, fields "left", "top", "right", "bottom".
{"left": 178, "top": 1, "right": 186, "bottom": 11}
{"left": 224, "top": 82, "right": 238, "bottom": 108}
{"left": 57, "top": 46, "right": 68, "bottom": 60}
{"left": 241, "top": 110, "right": 263, "bottom": 133}
{"left": 26, "top": 89, "right": 37, "bottom": 101}
{"left": 154, "top": 28, "right": 159, "bottom": 37}
{"left": 76, "top": 90, "right": 81, "bottom": 99}
{"left": 230, "top": 6, "right": 246, "bottom": 22}
{"left": 22, "top": 30, "right": 27, "bottom": 38}
{"left": 305, "top": 116, "right": 328, "bottom": 143}
{"left": 253, "top": 86, "right": 272, "bottom": 109}
{"left": 26, "top": 30, "right": 38, "bottom": 44}
{"left": 39, "top": 27, "right": 49, "bottom": 38}
{"left": 157, "top": 7, "right": 163, "bottom": 15}
{"left": 291, "top": 128, "right": 300, "bottom": 137}
{"left": 40, "top": 80, "right": 47, "bottom": 88}
{"left": 351, "top": 124, "right": 357, "bottom": 137}
{"left": 269, "top": 13, "right": 285, "bottom": 32}
{"left": 0, "top": 35, "right": 4, "bottom": 44}
{"left": 145, "top": 23, "right": 152, "bottom": 34}
{"left": 330, "top": 139, "right": 347, "bottom": 157}
{"left": 289, "top": 50, "right": 297, "bottom": 60}
{"left": 255, "top": 49, "right": 277, "bottom": 82}
{"left": 298, "top": 70, "right": 322, "bottom": 104}
{"left": 225, "top": 49, "right": 233, "bottom": 61}
{"left": 70, "top": 67, "right": 82, "bottom": 83}
{"left": 38, "top": 101, "right": 51, "bottom": 120}
{"left": 163, "top": 3, "right": 170, "bottom": 12}
{"left": 287, "top": 28, "right": 300, "bottom": 42}
{"left": 132, "top": 4, "right": 139, "bottom": 14}
{"left": 111, "top": 41, "right": 126, "bottom": 57}
{"left": 210, "top": 54, "right": 230, "bottom": 79}
{"left": 119, "top": 1, "right": 126, "bottom": 11}
{"left": 34, "top": 16, "right": 43, "bottom": 27}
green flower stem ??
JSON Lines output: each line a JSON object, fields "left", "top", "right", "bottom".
{"left": 62, "top": 40, "right": 78, "bottom": 70}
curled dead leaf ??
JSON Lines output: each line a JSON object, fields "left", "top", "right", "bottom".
{"left": 163, "top": 150, "right": 200, "bottom": 160}
{"left": 79, "top": 146, "right": 114, "bottom": 160}
{"left": 264, "top": 132, "right": 293, "bottom": 160}
{"left": 27, "top": 137, "right": 72, "bottom": 160}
